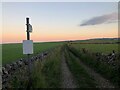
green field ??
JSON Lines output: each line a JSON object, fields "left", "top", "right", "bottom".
{"left": 2, "top": 42, "right": 63, "bottom": 65}
{"left": 2, "top": 41, "right": 119, "bottom": 65}
{"left": 72, "top": 43, "right": 119, "bottom": 54}
{"left": 67, "top": 45, "right": 120, "bottom": 87}
{"left": 11, "top": 47, "right": 62, "bottom": 88}
{"left": 2, "top": 41, "right": 120, "bottom": 88}
{"left": 74, "top": 39, "right": 119, "bottom": 44}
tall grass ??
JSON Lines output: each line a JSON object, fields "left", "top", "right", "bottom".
{"left": 9, "top": 46, "right": 62, "bottom": 88}
{"left": 32, "top": 46, "right": 61, "bottom": 88}
{"left": 63, "top": 45, "right": 96, "bottom": 88}
{"left": 68, "top": 45, "right": 120, "bottom": 87}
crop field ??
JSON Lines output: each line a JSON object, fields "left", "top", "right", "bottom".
{"left": 2, "top": 40, "right": 120, "bottom": 88}
{"left": 74, "top": 39, "right": 119, "bottom": 44}
{"left": 71, "top": 43, "right": 119, "bottom": 54}
{"left": 2, "top": 42, "right": 63, "bottom": 65}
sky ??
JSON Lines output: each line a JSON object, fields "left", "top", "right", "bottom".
{"left": 2, "top": 2, "right": 118, "bottom": 43}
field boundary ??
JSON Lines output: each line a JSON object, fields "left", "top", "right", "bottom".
{"left": 68, "top": 45, "right": 120, "bottom": 87}
{"left": 2, "top": 49, "right": 51, "bottom": 88}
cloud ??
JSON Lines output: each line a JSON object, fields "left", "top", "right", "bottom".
{"left": 80, "top": 12, "right": 118, "bottom": 26}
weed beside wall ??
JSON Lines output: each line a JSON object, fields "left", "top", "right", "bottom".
{"left": 32, "top": 47, "right": 61, "bottom": 88}
{"left": 63, "top": 45, "right": 97, "bottom": 88}
{"left": 68, "top": 45, "right": 120, "bottom": 87}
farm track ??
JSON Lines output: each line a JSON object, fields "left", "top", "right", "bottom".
{"left": 69, "top": 51, "right": 115, "bottom": 88}
{"left": 61, "top": 53, "right": 77, "bottom": 88}
{"left": 2, "top": 44, "right": 118, "bottom": 88}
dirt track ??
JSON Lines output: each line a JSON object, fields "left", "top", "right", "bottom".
{"left": 61, "top": 53, "right": 77, "bottom": 88}
{"left": 61, "top": 46, "right": 116, "bottom": 88}
{"left": 77, "top": 59, "right": 115, "bottom": 88}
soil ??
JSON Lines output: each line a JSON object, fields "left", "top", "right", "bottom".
{"left": 61, "top": 53, "right": 77, "bottom": 88}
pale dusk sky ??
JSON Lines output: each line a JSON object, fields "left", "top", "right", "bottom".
{"left": 2, "top": 2, "right": 118, "bottom": 43}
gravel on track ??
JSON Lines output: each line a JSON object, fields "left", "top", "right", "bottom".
{"left": 61, "top": 53, "right": 77, "bottom": 88}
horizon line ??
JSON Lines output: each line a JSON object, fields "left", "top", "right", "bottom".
{"left": 1, "top": 37, "right": 119, "bottom": 44}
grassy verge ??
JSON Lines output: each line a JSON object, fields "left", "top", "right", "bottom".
{"left": 63, "top": 45, "right": 96, "bottom": 88}
{"left": 8, "top": 46, "right": 61, "bottom": 88}
{"left": 32, "top": 46, "right": 61, "bottom": 88}
{"left": 68, "top": 45, "right": 120, "bottom": 87}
